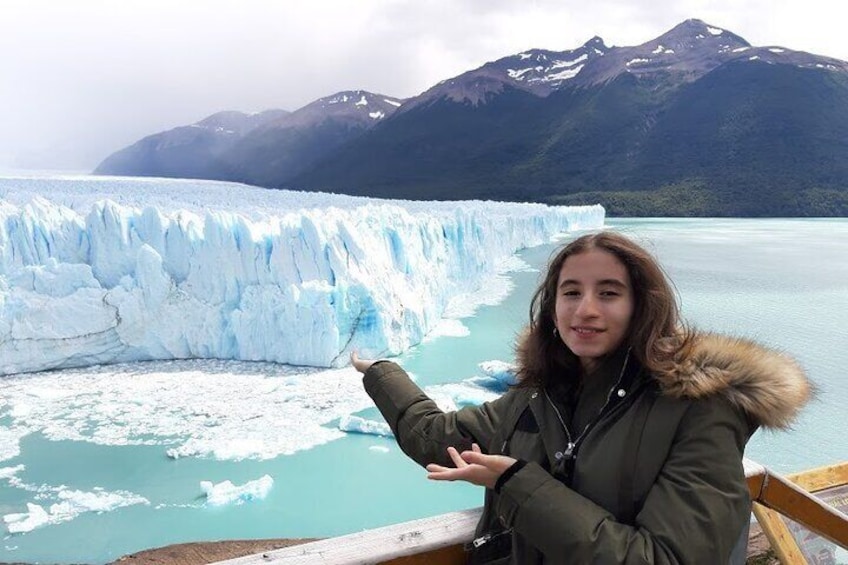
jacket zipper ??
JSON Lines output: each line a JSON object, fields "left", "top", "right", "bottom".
{"left": 545, "top": 349, "right": 633, "bottom": 460}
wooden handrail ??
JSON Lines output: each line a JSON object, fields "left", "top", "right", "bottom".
{"left": 211, "top": 459, "right": 848, "bottom": 564}
{"left": 750, "top": 467, "right": 848, "bottom": 548}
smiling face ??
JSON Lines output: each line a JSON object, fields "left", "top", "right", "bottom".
{"left": 554, "top": 248, "right": 635, "bottom": 373}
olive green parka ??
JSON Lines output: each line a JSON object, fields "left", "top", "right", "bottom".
{"left": 362, "top": 332, "right": 811, "bottom": 564}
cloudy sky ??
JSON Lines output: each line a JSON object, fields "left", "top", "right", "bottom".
{"left": 1, "top": 0, "right": 844, "bottom": 171}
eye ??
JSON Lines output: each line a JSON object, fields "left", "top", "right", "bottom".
{"left": 600, "top": 290, "right": 620, "bottom": 297}
{"left": 562, "top": 290, "right": 580, "bottom": 297}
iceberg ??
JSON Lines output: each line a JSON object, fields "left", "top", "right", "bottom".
{"left": 338, "top": 414, "right": 394, "bottom": 437}
{"left": 473, "top": 360, "right": 518, "bottom": 391}
{"left": 200, "top": 474, "right": 273, "bottom": 506}
{"left": 3, "top": 503, "right": 49, "bottom": 534}
{"left": 0, "top": 176, "right": 604, "bottom": 375}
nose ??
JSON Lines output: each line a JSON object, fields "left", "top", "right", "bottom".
{"left": 575, "top": 295, "right": 599, "bottom": 318}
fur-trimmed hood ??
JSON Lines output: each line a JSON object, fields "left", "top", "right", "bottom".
{"left": 660, "top": 332, "right": 812, "bottom": 430}
{"left": 516, "top": 331, "right": 812, "bottom": 430}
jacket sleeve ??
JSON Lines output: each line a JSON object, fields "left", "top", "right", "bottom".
{"left": 363, "top": 361, "right": 513, "bottom": 468}
{"left": 495, "top": 395, "right": 752, "bottom": 564}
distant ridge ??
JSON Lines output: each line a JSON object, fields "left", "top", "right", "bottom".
{"left": 96, "top": 19, "right": 848, "bottom": 216}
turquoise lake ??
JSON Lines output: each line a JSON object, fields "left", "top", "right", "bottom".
{"left": 1, "top": 217, "right": 846, "bottom": 564}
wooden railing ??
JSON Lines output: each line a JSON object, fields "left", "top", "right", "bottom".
{"left": 212, "top": 459, "right": 848, "bottom": 564}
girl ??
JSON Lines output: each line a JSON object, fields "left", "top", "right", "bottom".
{"left": 352, "top": 231, "right": 811, "bottom": 564}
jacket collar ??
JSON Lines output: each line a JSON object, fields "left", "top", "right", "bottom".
{"left": 658, "top": 332, "right": 811, "bottom": 430}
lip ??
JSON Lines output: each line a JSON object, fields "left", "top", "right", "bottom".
{"left": 571, "top": 327, "right": 604, "bottom": 336}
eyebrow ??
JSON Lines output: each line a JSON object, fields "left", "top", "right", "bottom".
{"left": 558, "top": 278, "right": 629, "bottom": 289}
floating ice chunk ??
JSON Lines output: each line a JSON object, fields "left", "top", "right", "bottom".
{"left": 200, "top": 475, "right": 273, "bottom": 506}
{"left": 479, "top": 360, "right": 518, "bottom": 388}
{"left": 51, "top": 488, "right": 148, "bottom": 519}
{"left": 0, "top": 427, "right": 26, "bottom": 463}
{"left": 0, "top": 464, "right": 25, "bottom": 481}
{"left": 339, "top": 415, "right": 393, "bottom": 437}
{"left": 369, "top": 445, "right": 390, "bottom": 453}
{"left": 4, "top": 503, "right": 49, "bottom": 534}
{"left": 2, "top": 488, "right": 148, "bottom": 534}
{"left": 427, "top": 383, "right": 499, "bottom": 408}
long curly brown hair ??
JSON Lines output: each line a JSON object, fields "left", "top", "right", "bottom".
{"left": 515, "top": 231, "right": 691, "bottom": 388}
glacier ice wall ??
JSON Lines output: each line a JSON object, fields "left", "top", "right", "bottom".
{"left": 0, "top": 178, "right": 603, "bottom": 375}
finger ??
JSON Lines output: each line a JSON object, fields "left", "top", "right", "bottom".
{"left": 427, "top": 471, "right": 455, "bottom": 481}
{"left": 427, "top": 466, "right": 461, "bottom": 481}
{"left": 460, "top": 450, "right": 488, "bottom": 466}
{"left": 425, "top": 463, "right": 451, "bottom": 473}
{"left": 447, "top": 446, "right": 466, "bottom": 468}
{"left": 350, "top": 351, "right": 358, "bottom": 364}
{"left": 471, "top": 443, "right": 482, "bottom": 453}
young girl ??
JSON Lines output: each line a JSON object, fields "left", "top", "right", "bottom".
{"left": 352, "top": 231, "right": 811, "bottom": 564}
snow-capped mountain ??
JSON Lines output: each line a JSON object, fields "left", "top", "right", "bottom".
{"left": 222, "top": 90, "right": 404, "bottom": 188}
{"left": 96, "top": 91, "right": 403, "bottom": 189}
{"left": 96, "top": 19, "right": 848, "bottom": 216}
{"left": 403, "top": 19, "right": 848, "bottom": 109}
{"left": 402, "top": 38, "right": 610, "bottom": 111}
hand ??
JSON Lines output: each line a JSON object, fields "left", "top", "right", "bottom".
{"left": 426, "top": 443, "right": 517, "bottom": 489}
{"left": 350, "top": 351, "right": 376, "bottom": 374}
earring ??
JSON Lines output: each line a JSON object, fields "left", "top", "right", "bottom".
{"left": 553, "top": 327, "right": 559, "bottom": 338}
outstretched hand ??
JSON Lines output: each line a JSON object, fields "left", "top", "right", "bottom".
{"left": 426, "top": 444, "right": 517, "bottom": 490}
{"left": 350, "top": 351, "right": 376, "bottom": 374}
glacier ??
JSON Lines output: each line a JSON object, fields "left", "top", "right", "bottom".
{"left": 0, "top": 175, "right": 604, "bottom": 375}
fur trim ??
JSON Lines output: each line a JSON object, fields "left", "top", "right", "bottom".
{"left": 659, "top": 333, "right": 812, "bottom": 429}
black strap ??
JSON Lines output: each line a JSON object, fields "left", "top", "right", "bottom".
{"left": 617, "top": 389, "right": 657, "bottom": 524}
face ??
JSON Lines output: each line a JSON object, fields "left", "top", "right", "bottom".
{"left": 553, "top": 248, "right": 634, "bottom": 372}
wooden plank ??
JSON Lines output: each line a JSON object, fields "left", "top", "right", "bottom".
{"left": 752, "top": 502, "right": 808, "bottom": 565}
{"left": 210, "top": 508, "right": 482, "bottom": 564}
{"left": 757, "top": 471, "right": 848, "bottom": 548}
{"left": 381, "top": 544, "right": 466, "bottom": 565}
{"left": 788, "top": 461, "right": 848, "bottom": 493}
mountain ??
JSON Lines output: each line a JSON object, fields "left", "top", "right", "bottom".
{"left": 290, "top": 19, "right": 848, "bottom": 215}
{"left": 94, "top": 109, "right": 289, "bottom": 179}
{"left": 221, "top": 91, "right": 404, "bottom": 187}
{"left": 96, "top": 19, "right": 848, "bottom": 216}
{"left": 94, "top": 91, "right": 404, "bottom": 187}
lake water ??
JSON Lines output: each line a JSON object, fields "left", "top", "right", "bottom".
{"left": 1, "top": 217, "right": 846, "bottom": 564}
